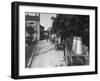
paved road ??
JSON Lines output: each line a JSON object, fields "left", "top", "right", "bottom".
{"left": 31, "top": 40, "right": 66, "bottom": 68}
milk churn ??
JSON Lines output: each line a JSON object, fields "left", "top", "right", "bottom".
{"left": 72, "top": 36, "right": 77, "bottom": 52}
{"left": 58, "top": 37, "right": 61, "bottom": 44}
{"left": 75, "top": 37, "right": 83, "bottom": 55}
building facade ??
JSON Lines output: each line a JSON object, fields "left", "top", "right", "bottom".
{"left": 25, "top": 12, "right": 40, "bottom": 41}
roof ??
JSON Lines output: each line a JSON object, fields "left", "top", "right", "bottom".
{"left": 25, "top": 15, "right": 40, "bottom": 21}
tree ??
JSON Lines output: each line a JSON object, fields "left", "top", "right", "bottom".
{"left": 25, "top": 26, "right": 36, "bottom": 45}
{"left": 26, "top": 26, "right": 36, "bottom": 35}
{"left": 51, "top": 14, "right": 89, "bottom": 47}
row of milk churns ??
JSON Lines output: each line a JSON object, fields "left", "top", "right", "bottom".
{"left": 72, "top": 36, "right": 83, "bottom": 55}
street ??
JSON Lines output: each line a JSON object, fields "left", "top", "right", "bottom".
{"left": 25, "top": 12, "right": 90, "bottom": 68}
{"left": 31, "top": 40, "right": 66, "bottom": 68}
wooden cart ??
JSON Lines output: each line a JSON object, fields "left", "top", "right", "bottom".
{"left": 64, "top": 38, "right": 89, "bottom": 66}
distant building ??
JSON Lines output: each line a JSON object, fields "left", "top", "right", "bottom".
{"left": 40, "top": 25, "right": 44, "bottom": 32}
{"left": 40, "top": 25, "right": 45, "bottom": 40}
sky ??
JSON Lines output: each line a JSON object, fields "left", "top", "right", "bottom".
{"left": 26, "top": 12, "right": 56, "bottom": 30}
{"left": 40, "top": 13, "right": 56, "bottom": 30}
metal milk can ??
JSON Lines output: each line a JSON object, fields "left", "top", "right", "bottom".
{"left": 58, "top": 37, "right": 61, "bottom": 43}
{"left": 75, "top": 37, "right": 83, "bottom": 55}
{"left": 72, "top": 36, "right": 77, "bottom": 52}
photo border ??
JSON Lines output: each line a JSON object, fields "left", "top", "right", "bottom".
{"left": 11, "top": 1, "right": 98, "bottom": 79}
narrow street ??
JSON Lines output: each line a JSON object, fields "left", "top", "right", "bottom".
{"left": 25, "top": 12, "right": 90, "bottom": 68}
{"left": 31, "top": 40, "right": 66, "bottom": 68}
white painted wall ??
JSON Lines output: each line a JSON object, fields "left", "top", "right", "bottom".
{"left": 0, "top": 0, "right": 99, "bottom": 81}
